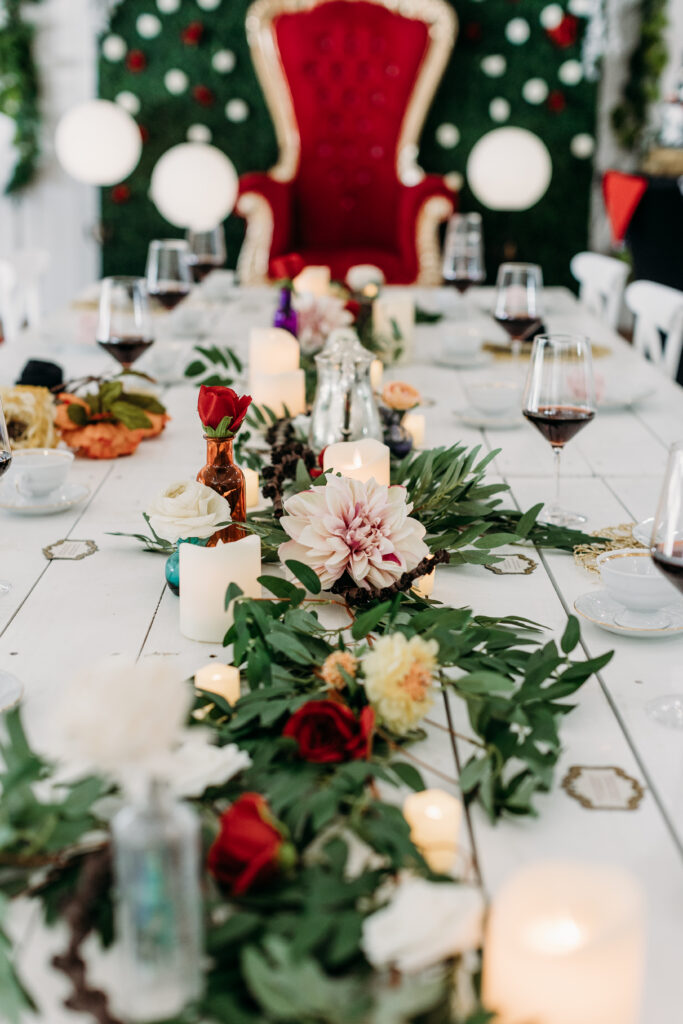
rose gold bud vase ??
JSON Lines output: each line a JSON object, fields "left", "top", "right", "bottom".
{"left": 197, "top": 436, "right": 247, "bottom": 544}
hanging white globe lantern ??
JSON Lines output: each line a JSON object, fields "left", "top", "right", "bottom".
{"left": 55, "top": 100, "right": 142, "bottom": 185}
{"left": 466, "top": 127, "right": 552, "bottom": 211}
{"left": 150, "top": 143, "right": 238, "bottom": 230}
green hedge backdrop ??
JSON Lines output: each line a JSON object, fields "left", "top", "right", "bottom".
{"left": 99, "top": 0, "right": 597, "bottom": 286}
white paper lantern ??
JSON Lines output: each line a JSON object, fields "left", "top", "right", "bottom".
{"left": 481, "top": 54, "right": 507, "bottom": 77}
{"left": 55, "top": 100, "right": 142, "bottom": 186}
{"left": 436, "top": 123, "right": 460, "bottom": 148}
{"left": 559, "top": 59, "right": 583, "bottom": 85}
{"left": 225, "top": 99, "right": 249, "bottom": 123}
{"left": 187, "top": 124, "right": 212, "bottom": 143}
{"left": 116, "top": 91, "right": 141, "bottom": 116}
{"left": 164, "top": 69, "right": 189, "bottom": 95}
{"left": 570, "top": 133, "right": 595, "bottom": 158}
{"left": 506, "top": 18, "right": 530, "bottom": 44}
{"left": 467, "top": 127, "right": 552, "bottom": 211}
{"left": 0, "top": 112, "right": 17, "bottom": 193}
{"left": 102, "top": 34, "right": 127, "bottom": 61}
{"left": 540, "top": 3, "right": 564, "bottom": 29}
{"left": 212, "top": 49, "right": 236, "bottom": 73}
{"left": 150, "top": 143, "right": 238, "bottom": 230}
{"left": 137, "top": 14, "right": 162, "bottom": 38}
{"left": 489, "top": 98, "right": 510, "bottom": 123}
{"left": 157, "top": 0, "right": 180, "bottom": 12}
{"left": 522, "top": 78, "right": 549, "bottom": 104}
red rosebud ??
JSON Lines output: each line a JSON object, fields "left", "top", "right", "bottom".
{"left": 126, "top": 50, "right": 147, "bottom": 73}
{"left": 139, "top": 125, "right": 149, "bottom": 144}
{"left": 198, "top": 384, "right": 252, "bottom": 436}
{"left": 192, "top": 84, "right": 214, "bottom": 107}
{"left": 547, "top": 89, "right": 567, "bottom": 112}
{"left": 207, "top": 793, "right": 289, "bottom": 894}
{"left": 181, "top": 21, "right": 204, "bottom": 45}
{"left": 283, "top": 700, "right": 374, "bottom": 763}
{"left": 546, "top": 14, "right": 579, "bottom": 48}
{"left": 464, "top": 21, "right": 483, "bottom": 41}
{"left": 110, "top": 184, "right": 130, "bottom": 204}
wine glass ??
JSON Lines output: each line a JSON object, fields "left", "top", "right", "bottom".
{"left": 0, "top": 397, "right": 12, "bottom": 594}
{"left": 647, "top": 441, "right": 683, "bottom": 726}
{"left": 494, "top": 262, "right": 543, "bottom": 357}
{"left": 442, "top": 213, "right": 485, "bottom": 293}
{"left": 522, "top": 333, "right": 596, "bottom": 527}
{"left": 146, "top": 239, "right": 192, "bottom": 310}
{"left": 186, "top": 225, "right": 226, "bottom": 283}
{"left": 97, "top": 277, "right": 154, "bottom": 371}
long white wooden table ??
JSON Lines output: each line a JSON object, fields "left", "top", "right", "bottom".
{"left": 1, "top": 284, "right": 682, "bottom": 1021}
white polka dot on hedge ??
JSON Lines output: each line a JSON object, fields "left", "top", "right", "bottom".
{"left": 187, "top": 124, "right": 212, "bottom": 143}
{"left": 197, "top": 0, "right": 222, "bottom": 8}
{"left": 102, "top": 35, "right": 126, "bottom": 61}
{"left": 570, "top": 133, "right": 594, "bottom": 158}
{"left": 540, "top": 4, "right": 564, "bottom": 29}
{"left": 481, "top": 54, "right": 506, "bottom": 77}
{"left": 225, "top": 98, "right": 249, "bottom": 122}
{"left": 212, "top": 50, "right": 236, "bottom": 74}
{"left": 164, "top": 69, "right": 189, "bottom": 95}
{"left": 559, "top": 59, "right": 583, "bottom": 85}
{"left": 137, "top": 13, "right": 162, "bottom": 38}
{"left": 436, "top": 123, "right": 460, "bottom": 148}
{"left": 568, "top": 0, "right": 592, "bottom": 14}
{"left": 489, "top": 98, "right": 511, "bottom": 122}
{"left": 522, "top": 78, "right": 549, "bottom": 104}
{"left": 115, "top": 91, "right": 141, "bottom": 116}
{"left": 157, "top": 0, "right": 180, "bottom": 12}
{"left": 506, "top": 18, "right": 530, "bottom": 44}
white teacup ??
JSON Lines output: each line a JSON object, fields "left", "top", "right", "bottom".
{"left": 465, "top": 380, "right": 522, "bottom": 416}
{"left": 598, "top": 548, "right": 679, "bottom": 627}
{"left": 12, "top": 449, "right": 74, "bottom": 498}
{"left": 443, "top": 327, "right": 482, "bottom": 361}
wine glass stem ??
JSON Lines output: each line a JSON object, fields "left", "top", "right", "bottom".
{"left": 552, "top": 446, "right": 562, "bottom": 513}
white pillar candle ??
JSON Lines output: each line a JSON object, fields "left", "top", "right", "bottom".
{"left": 482, "top": 861, "right": 645, "bottom": 1024}
{"left": 293, "top": 265, "right": 331, "bottom": 297}
{"left": 370, "top": 358, "right": 384, "bottom": 392}
{"left": 403, "top": 789, "right": 462, "bottom": 873}
{"left": 194, "top": 663, "right": 240, "bottom": 705}
{"left": 242, "top": 466, "right": 259, "bottom": 509}
{"left": 179, "top": 535, "right": 261, "bottom": 643}
{"left": 403, "top": 412, "right": 425, "bottom": 448}
{"left": 250, "top": 369, "right": 306, "bottom": 418}
{"left": 373, "top": 295, "right": 415, "bottom": 363}
{"left": 323, "top": 438, "right": 391, "bottom": 486}
{"left": 412, "top": 569, "right": 435, "bottom": 598}
{"left": 249, "top": 327, "right": 299, "bottom": 374}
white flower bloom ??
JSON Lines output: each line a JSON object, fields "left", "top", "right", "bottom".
{"left": 163, "top": 731, "right": 251, "bottom": 798}
{"left": 146, "top": 479, "right": 231, "bottom": 543}
{"left": 304, "top": 825, "right": 384, "bottom": 879}
{"left": 278, "top": 474, "right": 428, "bottom": 591}
{"left": 362, "top": 633, "right": 438, "bottom": 734}
{"left": 292, "top": 293, "right": 353, "bottom": 355}
{"left": 362, "top": 877, "right": 485, "bottom": 973}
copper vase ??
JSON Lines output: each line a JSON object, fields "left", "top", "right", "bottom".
{"left": 197, "top": 436, "right": 247, "bottom": 544}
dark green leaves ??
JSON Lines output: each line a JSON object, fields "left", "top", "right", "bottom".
{"left": 351, "top": 601, "right": 392, "bottom": 639}
{"left": 285, "top": 560, "right": 322, "bottom": 595}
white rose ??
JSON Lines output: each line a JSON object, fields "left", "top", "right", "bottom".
{"left": 146, "top": 480, "right": 231, "bottom": 542}
{"left": 361, "top": 876, "right": 485, "bottom": 973}
{"left": 162, "top": 732, "right": 251, "bottom": 798}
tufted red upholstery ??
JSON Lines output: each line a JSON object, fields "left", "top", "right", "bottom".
{"left": 237, "top": 0, "right": 456, "bottom": 283}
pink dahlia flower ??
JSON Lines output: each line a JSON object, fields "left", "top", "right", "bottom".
{"left": 292, "top": 294, "right": 353, "bottom": 355}
{"left": 278, "top": 474, "right": 428, "bottom": 591}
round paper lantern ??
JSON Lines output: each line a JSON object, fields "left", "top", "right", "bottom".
{"left": 0, "top": 112, "right": 16, "bottom": 193}
{"left": 466, "top": 127, "right": 552, "bottom": 211}
{"left": 55, "top": 100, "right": 142, "bottom": 185}
{"left": 150, "top": 143, "right": 238, "bottom": 230}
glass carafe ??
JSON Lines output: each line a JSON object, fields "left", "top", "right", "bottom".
{"left": 309, "top": 328, "right": 382, "bottom": 451}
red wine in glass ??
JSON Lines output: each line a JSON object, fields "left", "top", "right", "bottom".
{"left": 452, "top": 278, "right": 475, "bottom": 294}
{"left": 523, "top": 405, "right": 595, "bottom": 447}
{"left": 148, "top": 285, "right": 191, "bottom": 310}
{"left": 651, "top": 542, "right": 683, "bottom": 594}
{"left": 0, "top": 451, "right": 12, "bottom": 477}
{"left": 495, "top": 314, "right": 538, "bottom": 340}
{"left": 97, "top": 336, "right": 154, "bottom": 369}
{"left": 188, "top": 259, "right": 220, "bottom": 284}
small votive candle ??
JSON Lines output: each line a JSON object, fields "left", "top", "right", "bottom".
{"left": 293, "top": 265, "right": 331, "bottom": 297}
{"left": 403, "top": 788, "right": 462, "bottom": 873}
{"left": 370, "top": 358, "right": 384, "bottom": 392}
{"left": 194, "top": 663, "right": 240, "bottom": 705}
{"left": 403, "top": 412, "right": 425, "bottom": 449}
{"left": 482, "top": 861, "right": 645, "bottom": 1024}
{"left": 323, "top": 438, "right": 391, "bottom": 486}
{"left": 179, "top": 535, "right": 261, "bottom": 643}
{"left": 249, "top": 369, "right": 306, "bottom": 417}
{"left": 412, "top": 569, "right": 435, "bottom": 598}
{"left": 373, "top": 295, "right": 415, "bottom": 364}
{"left": 249, "top": 327, "right": 299, "bottom": 374}
{"left": 242, "top": 466, "right": 259, "bottom": 509}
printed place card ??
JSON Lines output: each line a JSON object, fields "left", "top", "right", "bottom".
{"left": 484, "top": 553, "right": 537, "bottom": 576}
{"left": 562, "top": 765, "right": 645, "bottom": 811}
{"left": 43, "top": 539, "right": 98, "bottom": 562}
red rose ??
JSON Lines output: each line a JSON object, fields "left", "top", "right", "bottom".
{"left": 181, "top": 21, "right": 204, "bottom": 45}
{"left": 193, "top": 84, "right": 214, "bottom": 107}
{"left": 546, "top": 15, "right": 579, "bottom": 48}
{"left": 111, "top": 185, "right": 130, "bottom": 204}
{"left": 547, "top": 89, "right": 567, "bottom": 113}
{"left": 310, "top": 447, "right": 326, "bottom": 479}
{"left": 283, "top": 700, "right": 374, "bottom": 763}
{"left": 126, "top": 50, "right": 146, "bottom": 73}
{"left": 139, "top": 125, "right": 149, "bottom": 144}
{"left": 207, "top": 793, "right": 292, "bottom": 894}
{"left": 198, "top": 385, "right": 252, "bottom": 437}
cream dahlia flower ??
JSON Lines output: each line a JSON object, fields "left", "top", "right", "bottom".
{"left": 362, "top": 633, "right": 438, "bottom": 734}
{"left": 146, "top": 479, "right": 231, "bottom": 543}
{"left": 292, "top": 293, "right": 353, "bottom": 355}
{"left": 278, "top": 474, "right": 428, "bottom": 591}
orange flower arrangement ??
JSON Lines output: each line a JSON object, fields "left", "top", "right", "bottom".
{"left": 381, "top": 381, "right": 421, "bottom": 412}
{"left": 55, "top": 382, "right": 169, "bottom": 459}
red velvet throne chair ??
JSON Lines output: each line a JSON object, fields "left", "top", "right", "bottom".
{"left": 236, "top": 0, "right": 458, "bottom": 285}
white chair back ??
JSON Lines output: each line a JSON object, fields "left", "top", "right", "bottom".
{"left": 625, "top": 280, "right": 683, "bottom": 380}
{"left": 0, "top": 260, "right": 18, "bottom": 343}
{"left": 11, "top": 248, "right": 50, "bottom": 330}
{"left": 570, "top": 251, "right": 629, "bottom": 329}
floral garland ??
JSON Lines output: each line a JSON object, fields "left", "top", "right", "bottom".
{"left": 0, "top": 0, "right": 42, "bottom": 194}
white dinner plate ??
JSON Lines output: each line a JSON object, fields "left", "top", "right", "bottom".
{"left": 434, "top": 352, "right": 493, "bottom": 371}
{"left": 597, "top": 384, "right": 657, "bottom": 411}
{"left": 455, "top": 407, "right": 522, "bottom": 430}
{"left": 0, "top": 480, "right": 90, "bottom": 516}
{"left": 574, "top": 589, "right": 683, "bottom": 638}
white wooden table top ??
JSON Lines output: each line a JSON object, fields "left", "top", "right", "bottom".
{"left": 1, "top": 284, "right": 682, "bottom": 1022}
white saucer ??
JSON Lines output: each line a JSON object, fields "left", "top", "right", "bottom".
{"left": 597, "top": 385, "right": 656, "bottom": 411}
{"left": 455, "top": 407, "right": 522, "bottom": 430}
{"left": 435, "top": 352, "right": 493, "bottom": 370}
{"left": 0, "top": 480, "right": 90, "bottom": 515}
{"left": 574, "top": 589, "right": 683, "bottom": 638}
{"left": 632, "top": 517, "right": 656, "bottom": 547}
{"left": 0, "top": 671, "right": 23, "bottom": 712}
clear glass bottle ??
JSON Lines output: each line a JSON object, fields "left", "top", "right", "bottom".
{"left": 309, "top": 328, "right": 382, "bottom": 450}
{"left": 111, "top": 779, "right": 203, "bottom": 1023}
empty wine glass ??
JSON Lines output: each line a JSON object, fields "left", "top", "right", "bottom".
{"left": 186, "top": 225, "right": 226, "bottom": 283}
{"left": 146, "top": 239, "right": 192, "bottom": 310}
{"left": 0, "top": 397, "right": 12, "bottom": 594}
{"left": 522, "top": 334, "right": 596, "bottom": 527}
{"left": 647, "top": 441, "right": 683, "bottom": 727}
{"left": 97, "top": 277, "right": 154, "bottom": 371}
{"left": 442, "top": 213, "right": 485, "bottom": 293}
{"left": 494, "top": 263, "right": 543, "bottom": 357}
